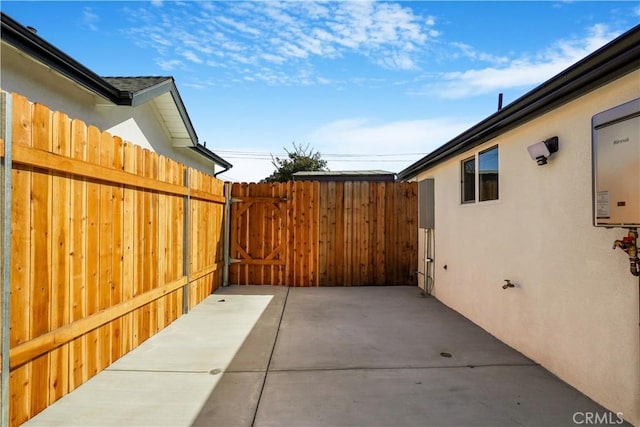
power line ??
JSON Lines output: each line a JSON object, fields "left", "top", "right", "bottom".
{"left": 219, "top": 157, "right": 419, "bottom": 162}
{"left": 214, "top": 149, "right": 427, "bottom": 159}
{"left": 216, "top": 153, "right": 426, "bottom": 162}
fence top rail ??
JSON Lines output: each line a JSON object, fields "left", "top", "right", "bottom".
{"left": 2, "top": 137, "right": 225, "bottom": 203}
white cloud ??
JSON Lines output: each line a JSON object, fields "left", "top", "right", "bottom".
{"left": 374, "top": 52, "right": 417, "bottom": 71}
{"left": 309, "top": 117, "right": 472, "bottom": 151}
{"left": 216, "top": 16, "right": 261, "bottom": 36}
{"left": 306, "top": 116, "right": 475, "bottom": 176}
{"left": 261, "top": 53, "right": 286, "bottom": 64}
{"left": 156, "top": 58, "right": 183, "bottom": 71}
{"left": 82, "top": 8, "right": 100, "bottom": 31}
{"left": 424, "top": 24, "right": 622, "bottom": 99}
{"left": 122, "top": 1, "right": 438, "bottom": 85}
{"left": 448, "top": 42, "right": 509, "bottom": 64}
{"left": 180, "top": 50, "right": 203, "bottom": 64}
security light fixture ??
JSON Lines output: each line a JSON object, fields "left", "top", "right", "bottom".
{"left": 527, "top": 136, "right": 559, "bottom": 165}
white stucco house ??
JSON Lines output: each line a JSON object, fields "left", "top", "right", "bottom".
{"left": 399, "top": 25, "right": 640, "bottom": 425}
{"left": 0, "top": 12, "right": 232, "bottom": 176}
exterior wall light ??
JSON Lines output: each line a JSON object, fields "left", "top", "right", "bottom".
{"left": 527, "top": 136, "right": 559, "bottom": 165}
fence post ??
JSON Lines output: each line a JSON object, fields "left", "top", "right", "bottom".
{"left": 222, "top": 182, "right": 231, "bottom": 286}
{"left": 1, "top": 92, "right": 13, "bottom": 427}
{"left": 182, "top": 168, "right": 190, "bottom": 314}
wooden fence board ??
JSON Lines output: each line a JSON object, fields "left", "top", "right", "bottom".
{"left": 30, "top": 103, "right": 52, "bottom": 416}
{"left": 385, "top": 182, "right": 396, "bottom": 284}
{"left": 354, "top": 182, "right": 363, "bottom": 286}
{"left": 157, "top": 157, "right": 167, "bottom": 330}
{"left": 343, "top": 181, "right": 353, "bottom": 286}
{"left": 49, "top": 111, "right": 71, "bottom": 404}
{"left": 133, "top": 145, "right": 144, "bottom": 348}
{"left": 247, "top": 185, "right": 260, "bottom": 285}
{"left": 199, "top": 170, "right": 207, "bottom": 300}
{"left": 277, "top": 183, "right": 286, "bottom": 284}
{"left": 149, "top": 149, "right": 159, "bottom": 337}
{"left": 310, "top": 182, "right": 319, "bottom": 286}
{"left": 9, "top": 93, "right": 32, "bottom": 426}
{"left": 194, "top": 171, "right": 203, "bottom": 302}
{"left": 98, "top": 130, "right": 114, "bottom": 372}
{"left": 335, "top": 182, "right": 345, "bottom": 285}
{"left": 85, "top": 125, "right": 101, "bottom": 379}
{"left": 69, "top": 118, "right": 88, "bottom": 391}
{"left": 189, "top": 169, "right": 198, "bottom": 292}
{"left": 168, "top": 160, "right": 178, "bottom": 322}
{"left": 122, "top": 141, "right": 135, "bottom": 356}
{"left": 368, "top": 182, "right": 377, "bottom": 285}
{"left": 195, "top": 171, "right": 206, "bottom": 302}
{"left": 174, "top": 162, "right": 182, "bottom": 311}
{"left": 318, "top": 182, "right": 328, "bottom": 285}
{"left": 110, "top": 137, "right": 124, "bottom": 362}
{"left": 375, "top": 182, "right": 387, "bottom": 283}
{"left": 300, "top": 182, "right": 310, "bottom": 286}
{"left": 141, "top": 149, "right": 153, "bottom": 342}
{"left": 300, "top": 182, "right": 309, "bottom": 286}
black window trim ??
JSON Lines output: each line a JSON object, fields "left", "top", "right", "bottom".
{"left": 461, "top": 155, "right": 476, "bottom": 204}
{"left": 460, "top": 145, "right": 500, "bottom": 204}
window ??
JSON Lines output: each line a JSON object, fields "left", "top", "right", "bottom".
{"left": 460, "top": 145, "right": 499, "bottom": 203}
{"left": 461, "top": 157, "right": 475, "bottom": 203}
{"left": 479, "top": 146, "right": 499, "bottom": 201}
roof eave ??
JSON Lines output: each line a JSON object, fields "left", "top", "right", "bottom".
{"left": 190, "top": 144, "right": 233, "bottom": 171}
{"left": 127, "top": 78, "right": 200, "bottom": 145}
{"left": 397, "top": 24, "right": 640, "bottom": 181}
{"left": 2, "top": 12, "right": 233, "bottom": 176}
{"left": 1, "top": 12, "right": 128, "bottom": 104}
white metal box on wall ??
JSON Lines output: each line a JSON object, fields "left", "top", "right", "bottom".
{"left": 592, "top": 98, "right": 640, "bottom": 228}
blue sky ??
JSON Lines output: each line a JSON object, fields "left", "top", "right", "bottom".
{"left": 2, "top": 1, "right": 639, "bottom": 182}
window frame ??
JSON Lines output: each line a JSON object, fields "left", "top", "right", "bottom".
{"left": 460, "top": 156, "right": 476, "bottom": 204}
{"left": 460, "top": 145, "right": 499, "bottom": 204}
{"left": 478, "top": 145, "right": 499, "bottom": 202}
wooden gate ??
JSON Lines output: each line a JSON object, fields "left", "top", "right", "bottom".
{"left": 229, "top": 181, "right": 417, "bottom": 286}
{"left": 231, "top": 190, "right": 288, "bottom": 267}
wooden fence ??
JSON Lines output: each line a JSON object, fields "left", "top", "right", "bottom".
{"left": 0, "top": 91, "right": 419, "bottom": 426}
{"left": 0, "top": 93, "right": 225, "bottom": 426}
{"left": 229, "top": 181, "right": 418, "bottom": 286}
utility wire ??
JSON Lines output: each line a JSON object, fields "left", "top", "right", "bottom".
{"left": 220, "top": 157, "right": 419, "bottom": 162}
{"left": 214, "top": 149, "right": 427, "bottom": 158}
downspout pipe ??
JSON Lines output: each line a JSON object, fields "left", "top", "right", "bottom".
{"left": 214, "top": 163, "right": 232, "bottom": 178}
{"left": 189, "top": 143, "right": 232, "bottom": 178}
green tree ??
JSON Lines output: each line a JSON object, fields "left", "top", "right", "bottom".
{"left": 263, "top": 142, "right": 328, "bottom": 182}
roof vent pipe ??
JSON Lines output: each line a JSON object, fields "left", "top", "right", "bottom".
{"left": 497, "top": 93, "right": 503, "bottom": 111}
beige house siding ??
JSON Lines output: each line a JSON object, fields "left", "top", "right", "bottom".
{"left": 416, "top": 69, "right": 640, "bottom": 425}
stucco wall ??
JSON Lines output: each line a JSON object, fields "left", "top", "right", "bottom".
{"left": 1, "top": 44, "right": 215, "bottom": 175}
{"left": 416, "top": 70, "right": 640, "bottom": 425}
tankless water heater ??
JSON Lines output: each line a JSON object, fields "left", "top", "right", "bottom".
{"left": 592, "top": 98, "right": 640, "bottom": 228}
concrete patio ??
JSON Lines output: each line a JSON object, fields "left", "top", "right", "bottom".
{"left": 25, "top": 285, "right": 624, "bottom": 426}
